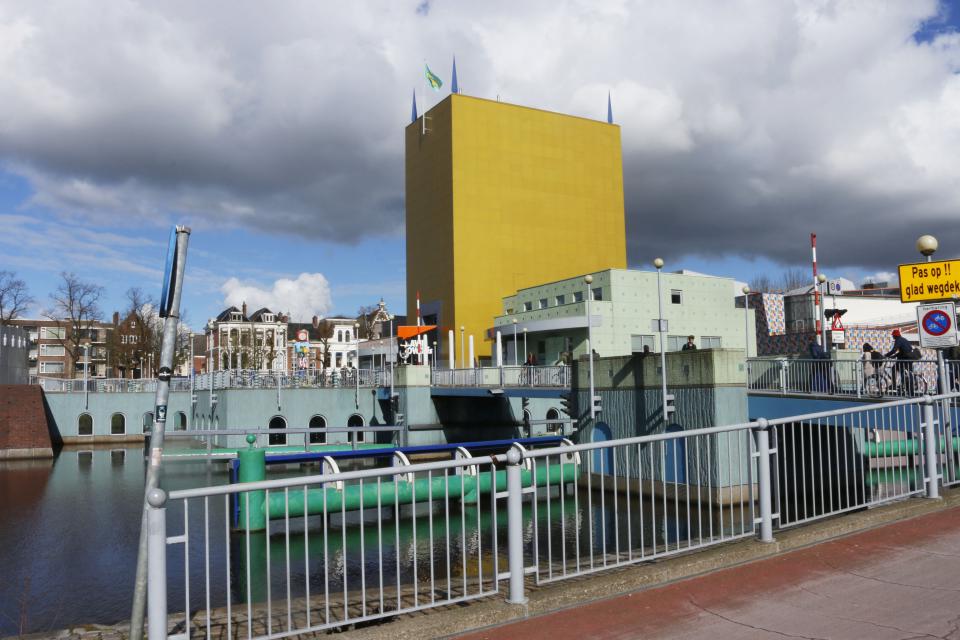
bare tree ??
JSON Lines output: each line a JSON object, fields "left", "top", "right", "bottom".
{"left": 779, "top": 267, "right": 809, "bottom": 292}
{"left": 356, "top": 305, "right": 377, "bottom": 339}
{"left": 748, "top": 274, "right": 775, "bottom": 293}
{"left": 315, "top": 319, "right": 335, "bottom": 368}
{"left": 0, "top": 270, "right": 34, "bottom": 324}
{"left": 46, "top": 272, "right": 104, "bottom": 377}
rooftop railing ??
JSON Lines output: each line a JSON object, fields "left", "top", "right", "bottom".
{"left": 431, "top": 365, "right": 570, "bottom": 388}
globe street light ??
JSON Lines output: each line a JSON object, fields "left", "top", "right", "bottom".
{"left": 917, "top": 235, "right": 938, "bottom": 262}
{"left": 742, "top": 285, "right": 751, "bottom": 358}
{"left": 653, "top": 259, "right": 668, "bottom": 424}
{"left": 585, "top": 274, "right": 597, "bottom": 419}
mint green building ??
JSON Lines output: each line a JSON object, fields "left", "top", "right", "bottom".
{"left": 492, "top": 269, "right": 756, "bottom": 365}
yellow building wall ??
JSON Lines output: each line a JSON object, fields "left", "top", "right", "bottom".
{"left": 406, "top": 94, "right": 626, "bottom": 359}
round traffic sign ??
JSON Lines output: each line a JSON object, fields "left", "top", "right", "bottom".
{"left": 922, "top": 309, "right": 952, "bottom": 337}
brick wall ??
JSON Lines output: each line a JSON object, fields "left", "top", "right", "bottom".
{"left": 0, "top": 385, "right": 54, "bottom": 458}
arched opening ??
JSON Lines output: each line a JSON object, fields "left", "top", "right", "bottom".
{"left": 175, "top": 411, "right": 187, "bottom": 431}
{"left": 347, "top": 413, "right": 365, "bottom": 444}
{"left": 546, "top": 408, "right": 561, "bottom": 433}
{"left": 111, "top": 413, "right": 126, "bottom": 435}
{"left": 269, "top": 415, "right": 287, "bottom": 446}
{"left": 78, "top": 413, "right": 93, "bottom": 436}
{"left": 142, "top": 412, "right": 154, "bottom": 434}
{"left": 309, "top": 415, "right": 327, "bottom": 444}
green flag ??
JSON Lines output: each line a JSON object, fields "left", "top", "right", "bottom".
{"left": 424, "top": 64, "right": 443, "bottom": 91}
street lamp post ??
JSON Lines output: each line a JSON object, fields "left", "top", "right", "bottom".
{"left": 523, "top": 328, "right": 528, "bottom": 365}
{"left": 460, "top": 326, "right": 465, "bottom": 369}
{"left": 654, "top": 259, "right": 668, "bottom": 424}
{"left": 83, "top": 343, "right": 89, "bottom": 410}
{"left": 512, "top": 318, "right": 518, "bottom": 366}
{"left": 388, "top": 314, "right": 395, "bottom": 418}
{"left": 742, "top": 286, "right": 751, "bottom": 358}
{"left": 585, "top": 275, "right": 597, "bottom": 419}
{"left": 354, "top": 322, "right": 360, "bottom": 403}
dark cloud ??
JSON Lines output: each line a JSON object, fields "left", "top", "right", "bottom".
{"left": 0, "top": 0, "right": 958, "bottom": 271}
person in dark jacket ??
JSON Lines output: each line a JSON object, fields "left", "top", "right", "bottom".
{"left": 807, "top": 336, "right": 831, "bottom": 392}
{"left": 884, "top": 329, "right": 915, "bottom": 393}
{"left": 682, "top": 335, "right": 697, "bottom": 351}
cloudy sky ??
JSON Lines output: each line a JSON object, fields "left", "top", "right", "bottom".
{"left": 1, "top": 0, "right": 959, "bottom": 325}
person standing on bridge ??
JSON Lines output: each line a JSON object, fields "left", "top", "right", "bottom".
{"left": 682, "top": 335, "right": 697, "bottom": 351}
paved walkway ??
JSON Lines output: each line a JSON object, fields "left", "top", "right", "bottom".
{"left": 459, "top": 505, "right": 960, "bottom": 639}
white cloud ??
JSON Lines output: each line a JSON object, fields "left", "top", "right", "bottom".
{"left": 220, "top": 273, "right": 333, "bottom": 321}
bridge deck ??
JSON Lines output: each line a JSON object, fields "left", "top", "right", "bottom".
{"left": 462, "top": 503, "right": 960, "bottom": 639}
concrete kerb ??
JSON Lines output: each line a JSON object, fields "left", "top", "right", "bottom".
{"left": 9, "top": 488, "right": 960, "bottom": 640}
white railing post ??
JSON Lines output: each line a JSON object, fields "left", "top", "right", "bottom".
{"left": 753, "top": 418, "right": 775, "bottom": 542}
{"left": 146, "top": 488, "right": 167, "bottom": 640}
{"left": 505, "top": 446, "right": 526, "bottom": 604}
{"left": 923, "top": 396, "right": 941, "bottom": 499}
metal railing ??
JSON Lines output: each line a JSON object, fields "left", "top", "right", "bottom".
{"left": 32, "top": 368, "right": 394, "bottom": 393}
{"left": 747, "top": 358, "right": 949, "bottom": 398}
{"left": 144, "top": 392, "right": 960, "bottom": 639}
{"left": 431, "top": 365, "right": 570, "bottom": 388}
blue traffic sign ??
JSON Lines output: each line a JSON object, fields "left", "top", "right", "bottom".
{"left": 922, "top": 309, "right": 951, "bottom": 337}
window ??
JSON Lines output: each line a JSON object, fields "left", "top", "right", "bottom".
{"left": 231, "top": 313, "right": 242, "bottom": 321}
{"left": 78, "top": 413, "right": 93, "bottom": 436}
{"left": 592, "top": 287, "right": 603, "bottom": 301}
{"left": 667, "top": 336, "right": 686, "bottom": 352}
{"left": 347, "top": 414, "right": 365, "bottom": 444}
{"left": 39, "top": 362, "right": 65, "bottom": 374}
{"left": 39, "top": 344, "right": 65, "bottom": 356}
{"left": 309, "top": 415, "right": 327, "bottom": 444}
{"left": 345, "top": 330, "right": 351, "bottom": 342}
{"left": 702, "top": 336, "right": 722, "bottom": 349}
{"left": 573, "top": 291, "right": 584, "bottom": 303}
{"left": 175, "top": 412, "right": 187, "bottom": 431}
{"left": 142, "top": 412, "right": 154, "bottom": 433}
{"left": 555, "top": 295, "right": 565, "bottom": 305}
{"left": 111, "top": 413, "right": 126, "bottom": 435}
{"left": 630, "top": 335, "right": 656, "bottom": 353}
{"left": 269, "top": 415, "right": 287, "bottom": 446}
{"left": 671, "top": 289, "right": 683, "bottom": 304}
{"left": 337, "top": 330, "right": 343, "bottom": 342}
{"left": 130, "top": 321, "right": 136, "bottom": 329}
{"left": 41, "top": 326, "right": 65, "bottom": 340}
{"left": 538, "top": 298, "right": 548, "bottom": 309}
{"left": 523, "top": 301, "right": 532, "bottom": 312}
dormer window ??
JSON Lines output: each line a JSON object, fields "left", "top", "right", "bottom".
{"left": 231, "top": 312, "right": 242, "bottom": 321}
{"left": 263, "top": 314, "right": 274, "bottom": 322}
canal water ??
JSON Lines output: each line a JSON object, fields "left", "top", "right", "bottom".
{"left": 0, "top": 439, "right": 917, "bottom": 636}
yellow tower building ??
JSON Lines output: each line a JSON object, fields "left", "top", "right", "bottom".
{"left": 405, "top": 94, "right": 627, "bottom": 361}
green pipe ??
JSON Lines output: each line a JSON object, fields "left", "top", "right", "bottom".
{"left": 866, "top": 466, "right": 920, "bottom": 487}
{"left": 863, "top": 437, "right": 960, "bottom": 457}
{"left": 236, "top": 442, "right": 267, "bottom": 531}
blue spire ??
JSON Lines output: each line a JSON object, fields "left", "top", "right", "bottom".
{"left": 451, "top": 55, "right": 459, "bottom": 94}
{"left": 607, "top": 91, "right": 613, "bottom": 124}
{"left": 411, "top": 88, "right": 418, "bottom": 123}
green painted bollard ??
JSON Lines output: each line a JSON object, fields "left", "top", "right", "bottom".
{"left": 237, "top": 434, "right": 267, "bottom": 532}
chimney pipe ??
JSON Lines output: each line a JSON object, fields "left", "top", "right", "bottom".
{"left": 312, "top": 315, "right": 318, "bottom": 328}
{"left": 242, "top": 301, "right": 248, "bottom": 318}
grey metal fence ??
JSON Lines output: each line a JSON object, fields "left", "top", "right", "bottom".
{"left": 144, "top": 392, "right": 960, "bottom": 639}
{"left": 431, "top": 365, "right": 570, "bottom": 388}
{"left": 747, "top": 358, "right": 947, "bottom": 398}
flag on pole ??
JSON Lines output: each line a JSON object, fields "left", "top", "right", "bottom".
{"left": 424, "top": 64, "right": 443, "bottom": 91}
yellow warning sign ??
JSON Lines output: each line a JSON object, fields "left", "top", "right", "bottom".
{"left": 898, "top": 259, "right": 960, "bottom": 302}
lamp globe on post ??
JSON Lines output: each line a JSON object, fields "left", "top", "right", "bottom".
{"left": 742, "top": 285, "right": 751, "bottom": 358}
{"left": 653, "top": 259, "right": 668, "bottom": 424}
{"left": 917, "top": 235, "right": 938, "bottom": 263}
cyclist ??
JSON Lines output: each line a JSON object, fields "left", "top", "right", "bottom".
{"left": 884, "top": 329, "right": 916, "bottom": 394}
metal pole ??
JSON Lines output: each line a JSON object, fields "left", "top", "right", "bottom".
{"left": 923, "top": 397, "right": 940, "bottom": 499}
{"left": 754, "top": 419, "right": 775, "bottom": 542}
{"left": 937, "top": 350, "right": 956, "bottom": 483}
{"left": 505, "top": 446, "right": 526, "bottom": 604}
{"left": 586, "top": 278, "right": 595, "bottom": 419}
{"left": 389, "top": 316, "right": 395, "bottom": 418}
{"left": 146, "top": 488, "right": 167, "bottom": 640}
{"left": 130, "top": 226, "right": 190, "bottom": 640}
{"left": 468, "top": 335, "right": 475, "bottom": 368}
{"left": 656, "top": 265, "right": 668, "bottom": 424}
{"left": 448, "top": 328, "right": 455, "bottom": 370}
{"left": 512, "top": 321, "right": 518, "bottom": 366}
{"left": 460, "top": 327, "right": 465, "bottom": 369}
{"left": 523, "top": 329, "right": 527, "bottom": 364}
{"left": 743, "top": 291, "right": 750, "bottom": 358}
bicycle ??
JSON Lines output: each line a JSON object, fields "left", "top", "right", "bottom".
{"left": 864, "top": 361, "right": 927, "bottom": 397}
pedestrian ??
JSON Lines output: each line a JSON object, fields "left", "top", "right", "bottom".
{"left": 682, "top": 335, "right": 697, "bottom": 351}
{"left": 807, "top": 336, "right": 830, "bottom": 393}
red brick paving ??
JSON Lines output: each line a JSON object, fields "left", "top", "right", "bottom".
{"left": 458, "top": 506, "right": 960, "bottom": 639}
